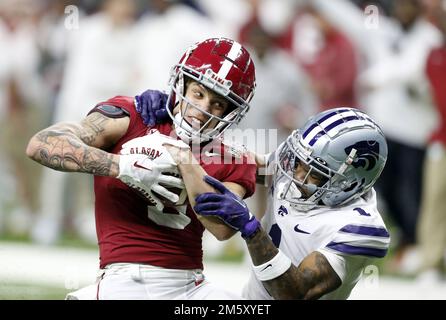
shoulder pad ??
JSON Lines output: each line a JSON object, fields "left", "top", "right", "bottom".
{"left": 89, "top": 105, "right": 130, "bottom": 118}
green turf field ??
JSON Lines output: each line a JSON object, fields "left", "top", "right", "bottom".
{"left": 0, "top": 282, "right": 69, "bottom": 300}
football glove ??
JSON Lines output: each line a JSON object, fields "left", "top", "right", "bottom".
{"left": 118, "top": 133, "right": 190, "bottom": 210}
{"left": 134, "top": 89, "right": 169, "bottom": 127}
{"left": 194, "top": 175, "right": 260, "bottom": 239}
{"left": 118, "top": 153, "right": 184, "bottom": 211}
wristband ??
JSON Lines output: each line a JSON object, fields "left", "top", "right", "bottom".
{"left": 253, "top": 249, "right": 292, "bottom": 281}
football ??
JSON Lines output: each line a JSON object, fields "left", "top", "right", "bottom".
{"left": 119, "top": 132, "right": 189, "bottom": 208}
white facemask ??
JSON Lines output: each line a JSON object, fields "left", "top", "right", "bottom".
{"left": 174, "top": 113, "right": 209, "bottom": 144}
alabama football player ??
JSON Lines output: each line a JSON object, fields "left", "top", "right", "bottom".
{"left": 26, "top": 38, "right": 257, "bottom": 299}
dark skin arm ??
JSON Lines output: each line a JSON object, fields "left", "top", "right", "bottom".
{"left": 247, "top": 228, "right": 342, "bottom": 300}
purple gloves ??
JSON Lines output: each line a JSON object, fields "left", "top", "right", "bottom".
{"left": 134, "top": 89, "right": 169, "bottom": 126}
{"left": 194, "top": 176, "right": 261, "bottom": 239}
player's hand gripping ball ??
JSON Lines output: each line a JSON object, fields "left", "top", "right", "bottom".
{"left": 118, "top": 132, "right": 189, "bottom": 210}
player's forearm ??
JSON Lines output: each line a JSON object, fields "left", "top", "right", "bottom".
{"left": 246, "top": 228, "right": 314, "bottom": 299}
{"left": 197, "top": 215, "right": 237, "bottom": 241}
{"left": 167, "top": 148, "right": 214, "bottom": 206}
{"left": 26, "top": 123, "right": 119, "bottom": 177}
{"left": 169, "top": 148, "right": 236, "bottom": 240}
{"left": 178, "top": 163, "right": 214, "bottom": 207}
{"left": 180, "top": 161, "right": 236, "bottom": 239}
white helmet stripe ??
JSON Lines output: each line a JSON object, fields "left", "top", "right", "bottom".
{"left": 217, "top": 41, "right": 242, "bottom": 79}
{"left": 302, "top": 110, "right": 359, "bottom": 146}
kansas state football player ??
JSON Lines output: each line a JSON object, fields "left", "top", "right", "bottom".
{"left": 193, "top": 107, "right": 390, "bottom": 299}
{"left": 135, "top": 94, "right": 390, "bottom": 299}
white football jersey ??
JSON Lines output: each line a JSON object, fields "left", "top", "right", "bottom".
{"left": 243, "top": 173, "right": 390, "bottom": 300}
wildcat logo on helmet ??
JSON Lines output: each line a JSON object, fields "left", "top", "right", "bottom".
{"left": 129, "top": 147, "right": 163, "bottom": 160}
{"left": 344, "top": 141, "right": 380, "bottom": 171}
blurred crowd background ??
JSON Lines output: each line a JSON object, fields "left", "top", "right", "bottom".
{"left": 1, "top": 0, "right": 446, "bottom": 284}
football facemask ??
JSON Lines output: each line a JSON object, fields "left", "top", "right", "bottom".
{"left": 275, "top": 107, "right": 387, "bottom": 212}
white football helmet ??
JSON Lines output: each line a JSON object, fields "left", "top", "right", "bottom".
{"left": 275, "top": 107, "right": 388, "bottom": 211}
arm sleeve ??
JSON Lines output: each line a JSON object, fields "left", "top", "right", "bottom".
{"left": 317, "top": 221, "right": 390, "bottom": 282}
{"left": 324, "top": 223, "right": 390, "bottom": 257}
{"left": 317, "top": 247, "right": 374, "bottom": 284}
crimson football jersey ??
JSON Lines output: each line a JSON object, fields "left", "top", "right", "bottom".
{"left": 89, "top": 96, "right": 256, "bottom": 270}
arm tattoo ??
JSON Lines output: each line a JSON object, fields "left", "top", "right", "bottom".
{"left": 246, "top": 229, "right": 279, "bottom": 266}
{"left": 246, "top": 229, "right": 341, "bottom": 300}
{"left": 28, "top": 114, "right": 120, "bottom": 177}
{"left": 79, "top": 112, "right": 109, "bottom": 145}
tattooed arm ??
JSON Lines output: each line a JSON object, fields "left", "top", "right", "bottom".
{"left": 246, "top": 229, "right": 342, "bottom": 300}
{"left": 26, "top": 112, "right": 129, "bottom": 177}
